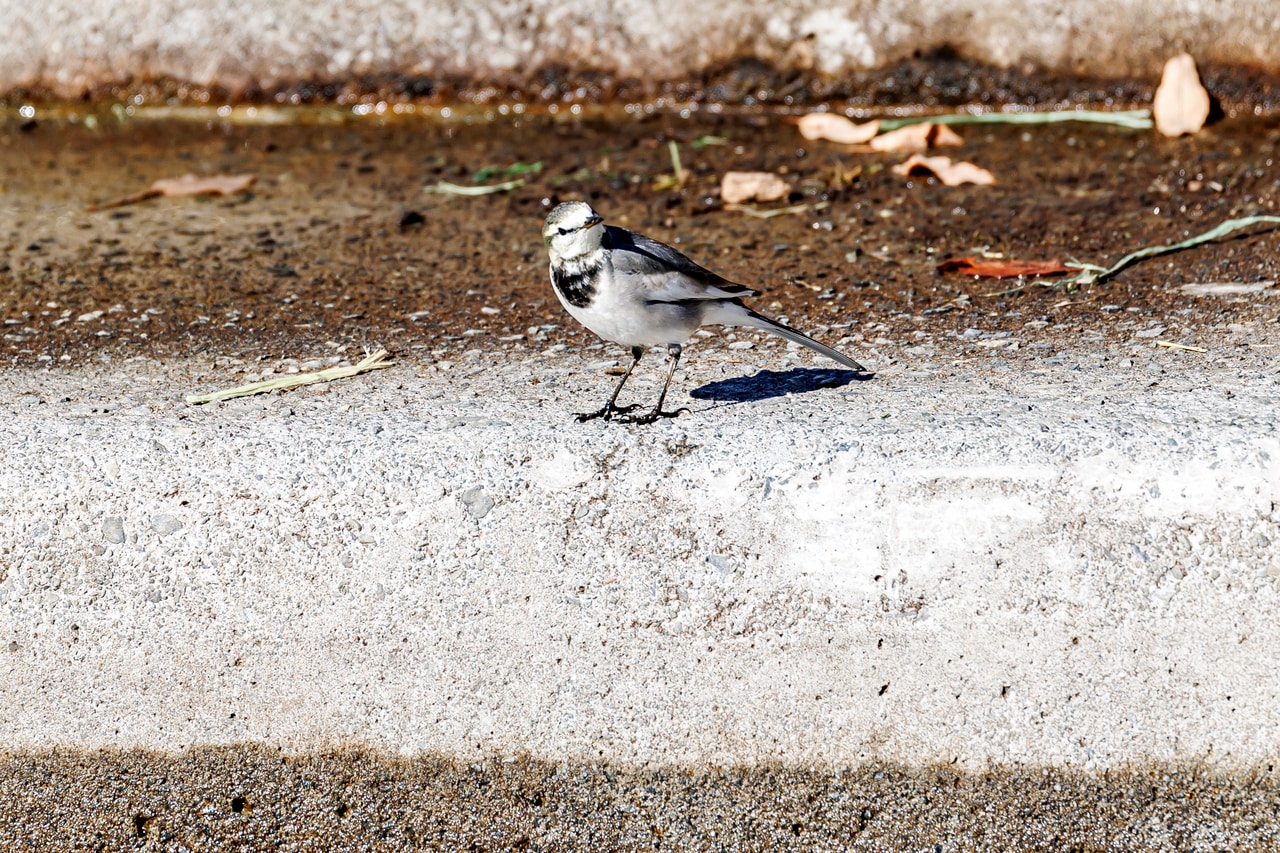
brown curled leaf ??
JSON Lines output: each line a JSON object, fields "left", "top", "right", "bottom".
{"left": 936, "top": 257, "right": 1069, "bottom": 278}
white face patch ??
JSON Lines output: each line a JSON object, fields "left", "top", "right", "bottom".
{"left": 546, "top": 220, "right": 605, "bottom": 264}
{"left": 543, "top": 202, "right": 602, "bottom": 252}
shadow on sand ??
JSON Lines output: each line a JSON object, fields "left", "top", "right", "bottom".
{"left": 689, "top": 367, "right": 873, "bottom": 404}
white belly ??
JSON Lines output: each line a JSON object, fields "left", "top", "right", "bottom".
{"left": 553, "top": 271, "right": 701, "bottom": 347}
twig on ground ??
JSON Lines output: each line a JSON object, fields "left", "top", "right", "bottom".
{"left": 982, "top": 215, "right": 1280, "bottom": 296}
{"left": 1156, "top": 340, "right": 1207, "bottom": 353}
{"left": 186, "top": 349, "right": 394, "bottom": 405}
{"left": 1061, "top": 215, "right": 1280, "bottom": 289}
{"left": 878, "top": 109, "right": 1154, "bottom": 132}
{"left": 424, "top": 179, "right": 525, "bottom": 196}
{"left": 652, "top": 141, "right": 688, "bottom": 190}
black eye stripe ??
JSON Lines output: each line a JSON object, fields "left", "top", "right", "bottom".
{"left": 558, "top": 227, "right": 570, "bottom": 235}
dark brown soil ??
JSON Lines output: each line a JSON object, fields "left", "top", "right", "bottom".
{"left": 10, "top": 54, "right": 1280, "bottom": 114}
{"left": 2, "top": 105, "right": 1278, "bottom": 371}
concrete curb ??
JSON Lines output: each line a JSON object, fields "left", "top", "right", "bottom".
{"left": 2, "top": 353, "right": 1277, "bottom": 772}
{"left": 5, "top": 1, "right": 1280, "bottom": 96}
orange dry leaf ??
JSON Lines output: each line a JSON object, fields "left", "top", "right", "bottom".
{"left": 720, "top": 171, "right": 792, "bottom": 204}
{"left": 893, "top": 154, "right": 996, "bottom": 186}
{"left": 796, "top": 113, "right": 880, "bottom": 144}
{"left": 1153, "top": 53, "right": 1210, "bottom": 137}
{"left": 936, "top": 257, "right": 1068, "bottom": 278}
{"left": 870, "top": 122, "right": 964, "bottom": 153}
{"left": 87, "top": 173, "right": 257, "bottom": 212}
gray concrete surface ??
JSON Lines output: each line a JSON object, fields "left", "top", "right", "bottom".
{"left": 5, "top": 1, "right": 1280, "bottom": 97}
{"left": 3, "top": 344, "right": 1278, "bottom": 772}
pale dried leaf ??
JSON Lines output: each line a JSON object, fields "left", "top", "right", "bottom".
{"left": 930, "top": 124, "right": 965, "bottom": 147}
{"left": 720, "top": 171, "right": 792, "bottom": 204}
{"left": 152, "top": 173, "right": 257, "bottom": 197}
{"left": 893, "top": 154, "right": 996, "bottom": 186}
{"left": 88, "top": 172, "right": 257, "bottom": 212}
{"left": 1153, "top": 53, "right": 1210, "bottom": 137}
{"left": 797, "top": 113, "right": 880, "bottom": 144}
{"left": 870, "top": 123, "right": 934, "bottom": 152}
{"left": 870, "top": 122, "right": 965, "bottom": 153}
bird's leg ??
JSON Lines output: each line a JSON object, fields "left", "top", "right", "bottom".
{"left": 575, "top": 345, "right": 643, "bottom": 422}
{"left": 620, "top": 343, "right": 690, "bottom": 425}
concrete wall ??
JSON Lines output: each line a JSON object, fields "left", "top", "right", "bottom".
{"left": 5, "top": 0, "right": 1280, "bottom": 97}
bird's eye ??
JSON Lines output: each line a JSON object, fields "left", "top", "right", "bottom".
{"left": 558, "top": 227, "right": 571, "bottom": 235}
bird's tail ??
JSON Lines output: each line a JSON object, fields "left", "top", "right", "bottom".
{"left": 724, "top": 305, "right": 867, "bottom": 372}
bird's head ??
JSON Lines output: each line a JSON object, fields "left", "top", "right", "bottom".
{"left": 542, "top": 201, "right": 606, "bottom": 263}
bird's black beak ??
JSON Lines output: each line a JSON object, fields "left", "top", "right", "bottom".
{"left": 582, "top": 214, "right": 604, "bottom": 229}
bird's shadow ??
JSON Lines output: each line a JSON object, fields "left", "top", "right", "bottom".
{"left": 689, "top": 367, "right": 873, "bottom": 404}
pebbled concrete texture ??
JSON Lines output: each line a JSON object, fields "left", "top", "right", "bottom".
{"left": 5, "top": 0, "right": 1280, "bottom": 96}
{"left": 3, "top": 347, "right": 1278, "bottom": 773}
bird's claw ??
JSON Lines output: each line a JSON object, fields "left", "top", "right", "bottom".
{"left": 574, "top": 402, "right": 640, "bottom": 423}
{"left": 617, "top": 406, "right": 690, "bottom": 425}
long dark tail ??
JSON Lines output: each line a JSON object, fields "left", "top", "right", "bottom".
{"left": 738, "top": 307, "right": 867, "bottom": 372}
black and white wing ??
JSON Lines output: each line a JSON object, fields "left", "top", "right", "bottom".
{"left": 604, "top": 226, "right": 759, "bottom": 302}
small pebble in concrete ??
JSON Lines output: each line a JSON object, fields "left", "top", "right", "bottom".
{"left": 150, "top": 514, "right": 183, "bottom": 536}
{"left": 102, "top": 516, "right": 126, "bottom": 544}
{"left": 461, "top": 487, "right": 494, "bottom": 519}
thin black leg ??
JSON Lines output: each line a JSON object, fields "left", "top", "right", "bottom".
{"left": 575, "top": 345, "right": 644, "bottom": 422}
{"left": 620, "top": 343, "right": 690, "bottom": 424}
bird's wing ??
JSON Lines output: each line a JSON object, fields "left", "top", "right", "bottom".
{"left": 605, "top": 226, "right": 758, "bottom": 302}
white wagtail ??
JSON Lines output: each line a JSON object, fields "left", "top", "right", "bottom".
{"left": 542, "top": 200, "right": 868, "bottom": 424}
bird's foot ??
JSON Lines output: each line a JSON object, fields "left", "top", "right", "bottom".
{"left": 617, "top": 406, "right": 690, "bottom": 425}
{"left": 574, "top": 402, "right": 639, "bottom": 423}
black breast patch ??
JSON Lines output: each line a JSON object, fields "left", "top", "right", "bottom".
{"left": 552, "top": 259, "right": 602, "bottom": 308}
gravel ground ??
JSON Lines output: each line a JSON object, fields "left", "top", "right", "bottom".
{"left": 3, "top": 748, "right": 1279, "bottom": 851}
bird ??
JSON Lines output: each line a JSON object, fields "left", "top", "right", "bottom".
{"left": 541, "top": 200, "right": 868, "bottom": 424}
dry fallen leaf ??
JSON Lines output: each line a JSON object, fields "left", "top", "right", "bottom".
{"left": 932, "top": 125, "right": 964, "bottom": 147}
{"left": 88, "top": 173, "right": 257, "bottom": 212}
{"left": 796, "top": 113, "right": 880, "bottom": 144}
{"left": 893, "top": 154, "right": 996, "bottom": 186}
{"left": 870, "top": 122, "right": 964, "bottom": 153}
{"left": 1153, "top": 53, "right": 1211, "bottom": 137}
{"left": 720, "top": 171, "right": 792, "bottom": 204}
{"left": 936, "top": 257, "right": 1068, "bottom": 278}
{"left": 152, "top": 173, "right": 257, "bottom": 197}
